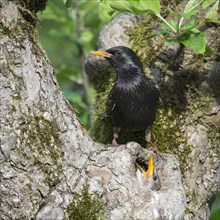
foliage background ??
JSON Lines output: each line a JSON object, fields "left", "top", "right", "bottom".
{"left": 37, "top": 0, "right": 219, "bottom": 219}
{"left": 37, "top": 0, "right": 109, "bottom": 129}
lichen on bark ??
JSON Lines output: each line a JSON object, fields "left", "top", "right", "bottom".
{"left": 16, "top": 115, "right": 64, "bottom": 187}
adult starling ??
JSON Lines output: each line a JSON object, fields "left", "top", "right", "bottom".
{"left": 91, "top": 46, "right": 159, "bottom": 149}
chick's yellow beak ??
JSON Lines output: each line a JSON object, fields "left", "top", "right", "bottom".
{"left": 90, "top": 50, "right": 112, "bottom": 58}
{"left": 145, "top": 155, "right": 154, "bottom": 178}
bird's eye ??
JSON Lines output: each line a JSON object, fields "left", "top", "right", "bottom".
{"left": 153, "top": 175, "right": 157, "bottom": 181}
{"left": 115, "top": 51, "right": 122, "bottom": 56}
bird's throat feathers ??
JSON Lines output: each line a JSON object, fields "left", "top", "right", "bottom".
{"left": 116, "top": 64, "right": 145, "bottom": 88}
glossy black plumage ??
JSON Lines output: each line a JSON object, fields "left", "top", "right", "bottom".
{"left": 92, "top": 46, "right": 159, "bottom": 146}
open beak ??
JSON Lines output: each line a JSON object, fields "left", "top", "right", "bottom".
{"left": 135, "top": 154, "right": 155, "bottom": 178}
{"left": 136, "top": 154, "right": 160, "bottom": 190}
{"left": 90, "top": 50, "right": 113, "bottom": 58}
{"left": 145, "top": 155, "right": 154, "bottom": 178}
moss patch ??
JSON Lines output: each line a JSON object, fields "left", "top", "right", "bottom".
{"left": 207, "top": 126, "right": 220, "bottom": 156}
{"left": 153, "top": 107, "right": 184, "bottom": 153}
{"left": 17, "top": 115, "right": 63, "bottom": 187}
{"left": 66, "top": 185, "right": 106, "bottom": 220}
{"left": 129, "top": 15, "right": 164, "bottom": 68}
{"left": 152, "top": 105, "right": 191, "bottom": 173}
{"left": 89, "top": 65, "right": 115, "bottom": 144}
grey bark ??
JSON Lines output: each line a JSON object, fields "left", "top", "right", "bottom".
{"left": 0, "top": 1, "right": 219, "bottom": 220}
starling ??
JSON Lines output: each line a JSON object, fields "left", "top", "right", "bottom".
{"left": 91, "top": 46, "right": 159, "bottom": 149}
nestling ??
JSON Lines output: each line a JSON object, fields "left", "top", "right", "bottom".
{"left": 91, "top": 46, "right": 159, "bottom": 150}
{"left": 136, "top": 155, "right": 161, "bottom": 191}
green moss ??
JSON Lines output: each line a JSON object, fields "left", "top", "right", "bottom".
{"left": 129, "top": 15, "right": 164, "bottom": 67}
{"left": 66, "top": 185, "right": 106, "bottom": 220}
{"left": 17, "top": 115, "right": 63, "bottom": 187}
{"left": 186, "top": 89, "right": 212, "bottom": 120}
{"left": 185, "top": 189, "right": 197, "bottom": 212}
{"left": 207, "top": 126, "right": 220, "bottom": 156}
{"left": 185, "top": 53, "right": 206, "bottom": 71}
{"left": 153, "top": 107, "right": 184, "bottom": 153}
{"left": 152, "top": 106, "right": 191, "bottom": 173}
{"left": 152, "top": 82, "right": 214, "bottom": 172}
{"left": 0, "top": 24, "right": 11, "bottom": 35}
{"left": 9, "top": 104, "right": 16, "bottom": 113}
{"left": 89, "top": 65, "right": 115, "bottom": 143}
{"left": 89, "top": 63, "right": 115, "bottom": 93}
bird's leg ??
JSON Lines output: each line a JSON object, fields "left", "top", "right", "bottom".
{"left": 111, "top": 127, "right": 121, "bottom": 146}
{"left": 145, "top": 129, "right": 161, "bottom": 156}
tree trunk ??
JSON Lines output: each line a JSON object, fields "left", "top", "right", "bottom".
{"left": 0, "top": 1, "right": 219, "bottom": 220}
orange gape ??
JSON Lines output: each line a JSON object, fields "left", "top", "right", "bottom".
{"left": 145, "top": 155, "right": 154, "bottom": 178}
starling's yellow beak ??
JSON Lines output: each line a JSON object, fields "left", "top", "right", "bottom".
{"left": 90, "top": 50, "right": 113, "bottom": 58}
{"left": 145, "top": 155, "right": 154, "bottom": 178}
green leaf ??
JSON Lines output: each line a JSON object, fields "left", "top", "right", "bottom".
{"left": 210, "top": 192, "right": 220, "bottom": 220}
{"left": 202, "top": 0, "right": 217, "bottom": 8}
{"left": 166, "top": 38, "right": 178, "bottom": 45}
{"left": 109, "top": 0, "right": 135, "bottom": 13}
{"left": 138, "top": 0, "right": 160, "bottom": 15}
{"left": 204, "top": 45, "right": 213, "bottom": 56}
{"left": 167, "top": 7, "right": 182, "bottom": 18}
{"left": 184, "top": 0, "right": 204, "bottom": 13}
{"left": 161, "top": 23, "right": 172, "bottom": 31}
{"left": 109, "top": 0, "right": 160, "bottom": 15}
{"left": 182, "top": 19, "right": 196, "bottom": 30}
{"left": 182, "top": 9, "right": 199, "bottom": 18}
{"left": 161, "top": 20, "right": 177, "bottom": 34}
{"left": 180, "top": 31, "right": 206, "bottom": 53}
{"left": 205, "top": 0, "right": 219, "bottom": 20}
{"left": 178, "top": 0, "right": 203, "bottom": 32}
{"left": 99, "top": 0, "right": 118, "bottom": 20}
{"left": 161, "top": 19, "right": 178, "bottom": 32}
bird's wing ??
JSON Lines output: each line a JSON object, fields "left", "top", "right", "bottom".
{"left": 106, "top": 91, "right": 117, "bottom": 116}
{"left": 106, "top": 97, "right": 116, "bottom": 115}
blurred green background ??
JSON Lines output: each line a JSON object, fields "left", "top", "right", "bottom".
{"left": 37, "top": 0, "right": 110, "bottom": 129}
{"left": 37, "top": 1, "right": 219, "bottom": 219}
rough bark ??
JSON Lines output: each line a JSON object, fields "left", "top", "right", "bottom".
{"left": 0, "top": 1, "right": 219, "bottom": 220}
